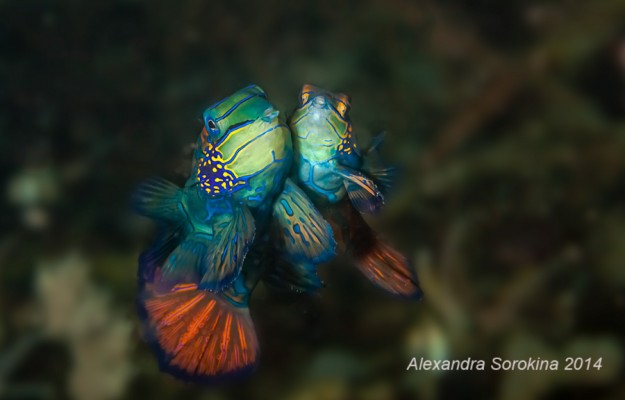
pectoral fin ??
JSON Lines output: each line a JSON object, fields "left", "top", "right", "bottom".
{"left": 132, "top": 177, "right": 185, "bottom": 223}
{"left": 362, "top": 166, "right": 395, "bottom": 194}
{"left": 365, "top": 131, "right": 386, "bottom": 155}
{"left": 362, "top": 132, "right": 396, "bottom": 193}
{"left": 335, "top": 166, "right": 384, "bottom": 214}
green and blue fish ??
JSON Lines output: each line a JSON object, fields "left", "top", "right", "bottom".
{"left": 287, "top": 84, "right": 422, "bottom": 298}
{"left": 133, "top": 85, "right": 334, "bottom": 382}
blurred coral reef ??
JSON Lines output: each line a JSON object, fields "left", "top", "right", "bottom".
{"left": 2, "top": 0, "right": 625, "bottom": 399}
{"left": 36, "top": 253, "right": 134, "bottom": 400}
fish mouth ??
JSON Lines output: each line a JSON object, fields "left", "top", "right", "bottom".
{"left": 311, "top": 95, "right": 328, "bottom": 109}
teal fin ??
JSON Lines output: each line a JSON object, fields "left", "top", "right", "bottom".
{"left": 159, "top": 232, "right": 208, "bottom": 289}
{"left": 199, "top": 204, "right": 256, "bottom": 290}
{"left": 362, "top": 132, "right": 395, "bottom": 193}
{"left": 159, "top": 204, "right": 255, "bottom": 292}
{"left": 132, "top": 177, "right": 184, "bottom": 223}
{"left": 138, "top": 222, "right": 186, "bottom": 287}
{"left": 335, "top": 166, "right": 385, "bottom": 214}
{"left": 264, "top": 259, "right": 323, "bottom": 294}
{"left": 271, "top": 178, "right": 336, "bottom": 263}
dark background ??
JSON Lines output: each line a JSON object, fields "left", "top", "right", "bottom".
{"left": 1, "top": 1, "right": 625, "bottom": 399}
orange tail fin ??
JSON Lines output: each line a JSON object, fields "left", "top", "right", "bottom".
{"left": 355, "top": 240, "right": 422, "bottom": 298}
{"left": 139, "top": 283, "right": 259, "bottom": 382}
{"left": 339, "top": 200, "right": 422, "bottom": 299}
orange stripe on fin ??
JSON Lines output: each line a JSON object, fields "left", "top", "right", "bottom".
{"left": 340, "top": 199, "right": 421, "bottom": 299}
{"left": 172, "top": 283, "right": 199, "bottom": 292}
{"left": 356, "top": 240, "right": 422, "bottom": 299}
{"left": 176, "top": 299, "right": 216, "bottom": 352}
{"left": 161, "top": 293, "right": 205, "bottom": 326}
{"left": 139, "top": 285, "right": 259, "bottom": 382}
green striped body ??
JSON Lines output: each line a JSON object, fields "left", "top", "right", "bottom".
{"left": 189, "top": 85, "right": 292, "bottom": 210}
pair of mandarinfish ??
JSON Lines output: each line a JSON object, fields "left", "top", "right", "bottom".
{"left": 133, "top": 84, "right": 422, "bottom": 382}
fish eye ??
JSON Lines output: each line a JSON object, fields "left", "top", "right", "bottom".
{"left": 300, "top": 92, "right": 310, "bottom": 105}
{"left": 207, "top": 119, "right": 218, "bottom": 132}
{"left": 335, "top": 93, "right": 351, "bottom": 117}
{"left": 300, "top": 83, "right": 317, "bottom": 105}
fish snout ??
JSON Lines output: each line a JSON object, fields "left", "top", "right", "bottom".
{"left": 312, "top": 95, "right": 328, "bottom": 108}
{"left": 261, "top": 107, "right": 280, "bottom": 122}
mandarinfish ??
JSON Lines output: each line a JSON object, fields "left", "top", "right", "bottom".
{"left": 288, "top": 84, "right": 422, "bottom": 299}
{"left": 132, "top": 85, "right": 334, "bottom": 382}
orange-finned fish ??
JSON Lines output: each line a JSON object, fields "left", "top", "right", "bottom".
{"left": 133, "top": 85, "right": 335, "bottom": 382}
{"left": 287, "top": 84, "right": 422, "bottom": 298}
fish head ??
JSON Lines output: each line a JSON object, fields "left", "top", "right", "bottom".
{"left": 298, "top": 84, "right": 351, "bottom": 117}
{"left": 290, "top": 84, "right": 359, "bottom": 166}
{"left": 193, "top": 85, "right": 292, "bottom": 204}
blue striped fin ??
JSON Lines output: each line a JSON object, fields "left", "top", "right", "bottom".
{"left": 158, "top": 203, "right": 255, "bottom": 292}
{"left": 199, "top": 204, "right": 256, "bottom": 290}
{"left": 271, "top": 178, "right": 335, "bottom": 264}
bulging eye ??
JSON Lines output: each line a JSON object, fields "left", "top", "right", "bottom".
{"left": 301, "top": 92, "right": 311, "bottom": 105}
{"left": 335, "top": 93, "right": 351, "bottom": 117}
{"left": 207, "top": 119, "right": 218, "bottom": 132}
{"left": 300, "top": 83, "right": 317, "bottom": 105}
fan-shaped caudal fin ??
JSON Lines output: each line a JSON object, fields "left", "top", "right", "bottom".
{"left": 355, "top": 240, "right": 422, "bottom": 299}
{"left": 345, "top": 202, "right": 422, "bottom": 299}
{"left": 140, "top": 283, "right": 259, "bottom": 382}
